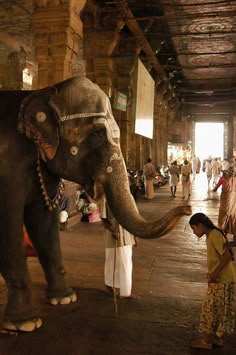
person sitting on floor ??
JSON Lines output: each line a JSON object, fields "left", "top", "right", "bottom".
{"left": 59, "top": 193, "right": 70, "bottom": 230}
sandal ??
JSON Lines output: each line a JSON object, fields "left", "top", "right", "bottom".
{"left": 191, "top": 338, "right": 212, "bottom": 350}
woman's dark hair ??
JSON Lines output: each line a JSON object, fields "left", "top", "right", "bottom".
{"left": 189, "top": 213, "right": 224, "bottom": 235}
{"left": 190, "top": 213, "right": 234, "bottom": 260}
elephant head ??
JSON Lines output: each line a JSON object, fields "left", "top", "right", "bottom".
{"left": 18, "top": 76, "right": 191, "bottom": 238}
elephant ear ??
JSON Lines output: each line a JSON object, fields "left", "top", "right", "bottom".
{"left": 18, "top": 87, "right": 60, "bottom": 161}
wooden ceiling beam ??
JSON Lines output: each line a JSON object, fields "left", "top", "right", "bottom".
{"left": 163, "top": 63, "right": 236, "bottom": 69}
{"left": 113, "top": 4, "right": 166, "bottom": 78}
{"left": 158, "top": 51, "right": 236, "bottom": 56}
{"left": 134, "top": 0, "right": 234, "bottom": 7}
{"left": 146, "top": 31, "right": 236, "bottom": 37}
{"left": 105, "top": 0, "right": 234, "bottom": 7}
{"left": 132, "top": 10, "right": 236, "bottom": 21}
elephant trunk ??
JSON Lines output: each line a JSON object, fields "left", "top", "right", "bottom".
{"left": 98, "top": 145, "right": 191, "bottom": 239}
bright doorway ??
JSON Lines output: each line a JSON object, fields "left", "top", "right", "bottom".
{"left": 195, "top": 122, "right": 224, "bottom": 160}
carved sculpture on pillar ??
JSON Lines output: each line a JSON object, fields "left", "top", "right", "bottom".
{"left": 0, "top": 48, "right": 27, "bottom": 89}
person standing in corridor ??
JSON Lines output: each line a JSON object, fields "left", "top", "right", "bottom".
{"left": 168, "top": 160, "right": 179, "bottom": 198}
{"left": 212, "top": 158, "right": 220, "bottom": 187}
{"left": 101, "top": 197, "right": 138, "bottom": 299}
{"left": 143, "top": 158, "right": 156, "bottom": 199}
{"left": 213, "top": 167, "right": 236, "bottom": 246}
{"left": 205, "top": 158, "right": 212, "bottom": 189}
{"left": 181, "top": 159, "right": 191, "bottom": 200}
{"left": 189, "top": 213, "right": 236, "bottom": 350}
{"left": 191, "top": 154, "right": 198, "bottom": 179}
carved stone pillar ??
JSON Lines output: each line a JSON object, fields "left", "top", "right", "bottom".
{"left": 84, "top": 27, "right": 118, "bottom": 96}
{"left": 114, "top": 57, "right": 136, "bottom": 167}
{"left": 233, "top": 115, "right": 236, "bottom": 154}
{"left": 32, "top": 0, "right": 86, "bottom": 88}
{"left": 0, "top": 48, "right": 26, "bottom": 89}
{"left": 83, "top": 4, "right": 126, "bottom": 95}
{"left": 153, "top": 92, "right": 169, "bottom": 165}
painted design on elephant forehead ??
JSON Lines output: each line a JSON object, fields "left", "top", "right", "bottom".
{"left": 70, "top": 146, "right": 78, "bottom": 156}
{"left": 106, "top": 166, "right": 113, "bottom": 173}
{"left": 60, "top": 112, "right": 106, "bottom": 121}
{"left": 36, "top": 111, "right": 47, "bottom": 123}
{"left": 110, "top": 153, "right": 122, "bottom": 162}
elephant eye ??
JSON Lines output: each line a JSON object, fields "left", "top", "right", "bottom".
{"left": 73, "top": 128, "right": 80, "bottom": 136}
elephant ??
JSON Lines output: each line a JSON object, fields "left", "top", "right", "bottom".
{"left": 0, "top": 76, "right": 191, "bottom": 333}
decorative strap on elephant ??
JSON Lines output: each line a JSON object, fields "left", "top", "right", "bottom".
{"left": 60, "top": 112, "right": 106, "bottom": 121}
{"left": 36, "top": 150, "right": 64, "bottom": 211}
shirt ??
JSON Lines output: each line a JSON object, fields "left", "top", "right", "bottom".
{"left": 205, "top": 161, "right": 212, "bottom": 176}
{"left": 206, "top": 229, "right": 236, "bottom": 283}
{"left": 143, "top": 163, "right": 156, "bottom": 180}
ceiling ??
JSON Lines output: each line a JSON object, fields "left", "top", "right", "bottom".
{"left": 94, "top": 0, "right": 236, "bottom": 116}
{"left": 1, "top": 0, "right": 236, "bottom": 116}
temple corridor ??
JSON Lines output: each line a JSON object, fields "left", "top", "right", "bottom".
{"left": 1, "top": 172, "right": 236, "bottom": 354}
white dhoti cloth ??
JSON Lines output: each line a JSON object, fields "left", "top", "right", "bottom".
{"left": 105, "top": 245, "right": 133, "bottom": 297}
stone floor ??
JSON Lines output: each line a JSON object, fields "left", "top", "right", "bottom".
{"left": 1, "top": 173, "right": 236, "bottom": 355}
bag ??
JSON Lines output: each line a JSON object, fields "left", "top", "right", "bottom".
{"left": 88, "top": 210, "right": 101, "bottom": 223}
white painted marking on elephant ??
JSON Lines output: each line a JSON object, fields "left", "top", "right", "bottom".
{"left": 94, "top": 117, "right": 119, "bottom": 146}
{"left": 60, "top": 112, "right": 106, "bottom": 121}
{"left": 110, "top": 153, "right": 122, "bottom": 162}
{"left": 107, "top": 166, "right": 113, "bottom": 173}
{"left": 70, "top": 146, "right": 78, "bottom": 156}
{"left": 36, "top": 111, "right": 47, "bottom": 123}
{"left": 106, "top": 97, "right": 120, "bottom": 139}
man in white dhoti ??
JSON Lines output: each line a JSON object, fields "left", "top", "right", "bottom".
{"left": 191, "top": 154, "right": 198, "bottom": 179}
{"left": 101, "top": 198, "right": 138, "bottom": 299}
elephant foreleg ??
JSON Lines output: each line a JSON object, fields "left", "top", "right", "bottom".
{"left": 24, "top": 202, "right": 77, "bottom": 305}
{"left": 0, "top": 225, "right": 42, "bottom": 333}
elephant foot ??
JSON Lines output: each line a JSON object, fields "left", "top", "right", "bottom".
{"left": 48, "top": 291, "right": 77, "bottom": 305}
{"left": 0, "top": 317, "right": 42, "bottom": 335}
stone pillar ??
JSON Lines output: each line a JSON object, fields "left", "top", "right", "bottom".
{"left": 0, "top": 48, "right": 26, "bottom": 89}
{"left": 83, "top": 7, "right": 126, "bottom": 95}
{"left": 233, "top": 115, "right": 236, "bottom": 155}
{"left": 84, "top": 27, "right": 119, "bottom": 96}
{"left": 32, "top": 0, "right": 86, "bottom": 88}
{"left": 115, "top": 57, "right": 136, "bottom": 167}
{"left": 153, "top": 91, "right": 170, "bottom": 166}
